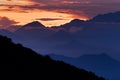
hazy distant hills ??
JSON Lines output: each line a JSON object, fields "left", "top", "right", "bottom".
{"left": 52, "top": 11, "right": 120, "bottom": 32}
{"left": 6, "top": 11, "right": 120, "bottom": 32}
{"left": 89, "top": 11, "right": 120, "bottom": 22}
{"left": 0, "top": 35, "right": 105, "bottom": 80}
{"left": 49, "top": 53, "right": 120, "bottom": 80}
{"left": 15, "top": 21, "right": 54, "bottom": 42}
{"left": 0, "top": 29, "right": 20, "bottom": 42}
{"left": 53, "top": 19, "right": 85, "bottom": 29}
{"left": 0, "top": 11, "right": 120, "bottom": 80}
{"left": 7, "top": 25, "right": 22, "bottom": 32}
{"left": 12, "top": 11, "right": 120, "bottom": 32}
{"left": 51, "top": 19, "right": 85, "bottom": 32}
{"left": 1, "top": 11, "right": 120, "bottom": 60}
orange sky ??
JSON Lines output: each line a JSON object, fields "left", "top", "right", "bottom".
{"left": 0, "top": 10, "right": 78, "bottom": 27}
{"left": 0, "top": 0, "right": 88, "bottom": 27}
{"left": 0, "top": 0, "right": 119, "bottom": 27}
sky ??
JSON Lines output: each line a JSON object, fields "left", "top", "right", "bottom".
{"left": 0, "top": 0, "right": 120, "bottom": 27}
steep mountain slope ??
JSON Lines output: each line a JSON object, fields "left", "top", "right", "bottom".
{"left": 50, "top": 53, "right": 120, "bottom": 80}
{"left": 0, "top": 35, "right": 105, "bottom": 80}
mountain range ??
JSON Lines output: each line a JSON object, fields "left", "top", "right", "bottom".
{"left": 0, "top": 11, "right": 120, "bottom": 80}
{"left": 49, "top": 53, "right": 120, "bottom": 80}
{"left": 0, "top": 11, "right": 120, "bottom": 58}
{"left": 0, "top": 35, "right": 105, "bottom": 80}
{"left": 7, "top": 11, "right": 120, "bottom": 32}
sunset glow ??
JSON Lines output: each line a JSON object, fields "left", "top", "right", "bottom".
{"left": 0, "top": 10, "right": 80, "bottom": 27}
{"left": 0, "top": 1, "right": 120, "bottom": 80}
{"left": 0, "top": 0, "right": 120, "bottom": 27}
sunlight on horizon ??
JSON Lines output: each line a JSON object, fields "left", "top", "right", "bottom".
{"left": 0, "top": 0, "right": 119, "bottom": 27}
{"left": 0, "top": 10, "right": 88, "bottom": 27}
{"left": 0, "top": 0, "right": 88, "bottom": 27}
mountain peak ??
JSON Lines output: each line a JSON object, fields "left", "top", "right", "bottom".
{"left": 89, "top": 11, "right": 120, "bottom": 22}
{"left": 17, "top": 21, "right": 46, "bottom": 30}
{"left": 70, "top": 19, "right": 85, "bottom": 23}
{"left": 23, "top": 21, "right": 45, "bottom": 28}
{"left": 29, "top": 21, "right": 39, "bottom": 23}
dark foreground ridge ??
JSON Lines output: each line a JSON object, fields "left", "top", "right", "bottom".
{"left": 0, "top": 35, "right": 105, "bottom": 80}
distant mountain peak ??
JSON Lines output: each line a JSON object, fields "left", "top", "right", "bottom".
{"left": 70, "top": 19, "right": 85, "bottom": 23}
{"left": 53, "top": 19, "right": 85, "bottom": 31}
{"left": 89, "top": 11, "right": 120, "bottom": 22}
{"left": 17, "top": 21, "right": 46, "bottom": 30}
{"left": 23, "top": 21, "right": 45, "bottom": 28}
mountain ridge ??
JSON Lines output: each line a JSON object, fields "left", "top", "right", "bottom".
{"left": 49, "top": 53, "right": 120, "bottom": 80}
{"left": 0, "top": 35, "right": 105, "bottom": 80}
{"left": 89, "top": 11, "right": 120, "bottom": 22}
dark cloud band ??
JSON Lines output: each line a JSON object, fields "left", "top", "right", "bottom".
{"left": 36, "top": 18, "right": 64, "bottom": 21}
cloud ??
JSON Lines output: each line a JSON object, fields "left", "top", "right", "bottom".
{"left": 28, "top": 0, "right": 120, "bottom": 18}
{"left": 1, "top": 0, "right": 120, "bottom": 19}
{"left": 0, "top": 16, "right": 19, "bottom": 29}
{"left": 28, "top": 1, "right": 120, "bottom": 19}
{"left": 36, "top": 18, "right": 64, "bottom": 21}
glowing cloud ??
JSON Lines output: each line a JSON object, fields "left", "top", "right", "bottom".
{"left": 0, "top": 16, "right": 19, "bottom": 29}
{"left": 0, "top": 0, "right": 120, "bottom": 27}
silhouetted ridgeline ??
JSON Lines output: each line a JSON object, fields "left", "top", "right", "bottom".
{"left": 0, "top": 35, "right": 105, "bottom": 80}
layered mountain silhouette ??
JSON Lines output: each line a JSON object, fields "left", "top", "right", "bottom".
{"left": 89, "top": 11, "right": 120, "bottom": 22}
{"left": 7, "top": 25, "right": 22, "bottom": 32}
{"left": 0, "top": 29, "right": 19, "bottom": 41}
{"left": 60, "top": 19, "right": 85, "bottom": 28}
{"left": 51, "top": 19, "right": 85, "bottom": 32}
{"left": 0, "top": 11, "right": 120, "bottom": 80}
{"left": 0, "top": 11, "right": 120, "bottom": 59}
{"left": 52, "top": 11, "right": 120, "bottom": 32}
{"left": 15, "top": 21, "right": 54, "bottom": 43}
{"left": 10, "top": 11, "right": 120, "bottom": 33}
{"left": 0, "top": 35, "right": 105, "bottom": 80}
{"left": 2, "top": 11, "right": 120, "bottom": 59}
{"left": 49, "top": 53, "right": 120, "bottom": 80}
